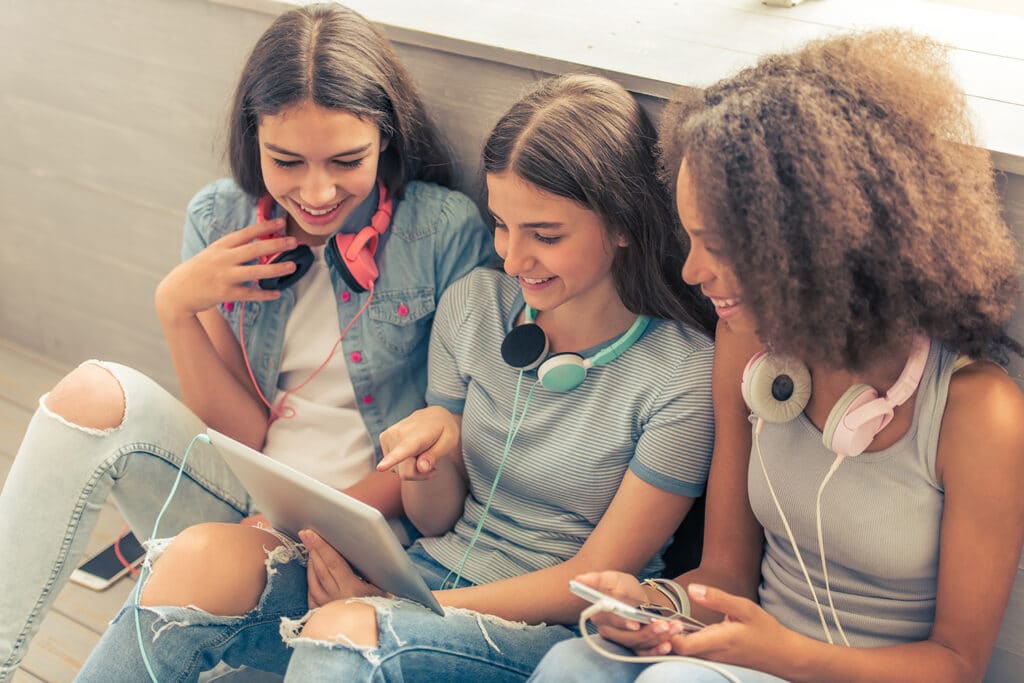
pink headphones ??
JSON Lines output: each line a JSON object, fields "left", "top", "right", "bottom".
{"left": 256, "top": 181, "right": 394, "bottom": 292}
{"left": 741, "top": 336, "right": 930, "bottom": 457}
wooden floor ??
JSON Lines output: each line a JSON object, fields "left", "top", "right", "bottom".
{"left": 0, "top": 339, "right": 134, "bottom": 683}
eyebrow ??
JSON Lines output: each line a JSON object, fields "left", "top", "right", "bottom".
{"left": 488, "top": 211, "right": 565, "bottom": 230}
{"left": 263, "top": 142, "right": 373, "bottom": 158}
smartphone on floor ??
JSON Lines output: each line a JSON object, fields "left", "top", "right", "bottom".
{"left": 70, "top": 531, "right": 146, "bottom": 591}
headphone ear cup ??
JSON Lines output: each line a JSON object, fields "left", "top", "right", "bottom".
{"left": 258, "top": 245, "right": 314, "bottom": 290}
{"left": 742, "top": 352, "right": 811, "bottom": 423}
{"left": 822, "top": 385, "right": 890, "bottom": 457}
{"left": 537, "top": 353, "right": 587, "bottom": 392}
{"left": 327, "top": 232, "right": 379, "bottom": 293}
{"left": 501, "top": 323, "right": 548, "bottom": 370}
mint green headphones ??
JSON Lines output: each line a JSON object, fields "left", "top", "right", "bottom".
{"left": 500, "top": 305, "right": 651, "bottom": 392}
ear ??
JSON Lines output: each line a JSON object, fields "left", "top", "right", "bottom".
{"left": 615, "top": 233, "right": 628, "bottom": 248}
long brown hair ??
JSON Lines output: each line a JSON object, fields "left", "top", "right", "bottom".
{"left": 662, "top": 30, "right": 1020, "bottom": 368}
{"left": 483, "top": 74, "right": 715, "bottom": 333}
{"left": 228, "top": 3, "right": 451, "bottom": 199}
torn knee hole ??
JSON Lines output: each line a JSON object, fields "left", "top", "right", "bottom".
{"left": 42, "top": 362, "right": 126, "bottom": 431}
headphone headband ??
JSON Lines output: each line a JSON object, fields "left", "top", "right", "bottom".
{"left": 881, "top": 336, "right": 930, "bottom": 408}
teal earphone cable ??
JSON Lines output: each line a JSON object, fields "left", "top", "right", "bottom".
{"left": 444, "top": 370, "right": 539, "bottom": 589}
{"left": 134, "top": 432, "right": 211, "bottom": 683}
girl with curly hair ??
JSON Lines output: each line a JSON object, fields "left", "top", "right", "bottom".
{"left": 532, "top": 29, "right": 1024, "bottom": 683}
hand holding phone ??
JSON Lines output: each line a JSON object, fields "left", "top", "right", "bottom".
{"left": 569, "top": 580, "right": 662, "bottom": 624}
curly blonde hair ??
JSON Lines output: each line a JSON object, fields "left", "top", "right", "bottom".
{"left": 662, "top": 30, "right": 1020, "bottom": 369}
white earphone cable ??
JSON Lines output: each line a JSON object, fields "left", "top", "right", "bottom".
{"left": 754, "top": 420, "right": 836, "bottom": 645}
{"left": 578, "top": 604, "right": 743, "bottom": 683}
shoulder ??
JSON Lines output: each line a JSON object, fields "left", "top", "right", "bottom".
{"left": 438, "top": 266, "right": 512, "bottom": 312}
{"left": 937, "top": 360, "right": 1024, "bottom": 483}
{"left": 185, "top": 178, "right": 254, "bottom": 240}
{"left": 643, "top": 318, "right": 715, "bottom": 371}
{"left": 390, "top": 181, "right": 484, "bottom": 241}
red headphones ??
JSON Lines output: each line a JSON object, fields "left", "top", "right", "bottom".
{"left": 256, "top": 181, "right": 394, "bottom": 292}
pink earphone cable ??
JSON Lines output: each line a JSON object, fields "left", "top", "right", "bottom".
{"left": 114, "top": 524, "right": 141, "bottom": 577}
{"left": 237, "top": 283, "right": 375, "bottom": 425}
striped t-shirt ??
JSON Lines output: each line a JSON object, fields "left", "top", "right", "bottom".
{"left": 417, "top": 268, "right": 715, "bottom": 585}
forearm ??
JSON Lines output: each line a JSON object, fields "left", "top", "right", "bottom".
{"left": 159, "top": 310, "right": 267, "bottom": 448}
{"left": 343, "top": 469, "right": 403, "bottom": 518}
{"left": 401, "top": 457, "right": 467, "bottom": 536}
{"left": 437, "top": 558, "right": 597, "bottom": 624}
{"left": 780, "top": 635, "right": 974, "bottom": 683}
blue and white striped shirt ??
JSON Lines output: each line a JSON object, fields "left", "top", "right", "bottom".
{"left": 418, "top": 268, "right": 715, "bottom": 585}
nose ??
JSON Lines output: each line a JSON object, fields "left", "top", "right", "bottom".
{"left": 681, "top": 246, "right": 710, "bottom": 286}
{"left": 498, "top": 230, "right": 533, "bottom": 277}
{"left": 300, "top": 167, "right": 339, "bottom": 208}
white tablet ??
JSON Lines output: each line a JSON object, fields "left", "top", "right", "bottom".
{"left": 206, "top": 428, "right": 444, "bottom": 615}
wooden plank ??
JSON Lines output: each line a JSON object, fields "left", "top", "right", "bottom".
{"left": 18, "top": 611, "right": 104, "bottom": 683}
{"left": 11, "top": 668, "right": 43, "bottom": 683}
{"left": 0, "top": 340, "right": 68, "bottom": 412}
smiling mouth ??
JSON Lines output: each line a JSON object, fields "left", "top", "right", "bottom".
{"left": 708, "top": 295, "right": 742, "bottom": 308}
{"left": 521, "top": 276, "right": 555, "bottom": 285}
{"left": 298, "top": 200, "right": 342, "bottom": 216}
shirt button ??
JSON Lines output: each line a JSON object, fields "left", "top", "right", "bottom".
{"left": 362, "top": 395, "right": 374, "bottom": 405}
{"left": 350, "top": 352, "right": 362, "bottom": 363}
{"left": 340, "top": 291, "right": 352, "bottom": 302}
{"left": 397, "top": 303, "right": 409, "bottom": 317}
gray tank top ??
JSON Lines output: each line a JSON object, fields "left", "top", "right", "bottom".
{"left": 749, "top": 341, "right": 956, "bottom": 647}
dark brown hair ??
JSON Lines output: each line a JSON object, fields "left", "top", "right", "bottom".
{"left": 228, "top": 3, "right": 451, "bottom": 199}
{"left": 662, "top": 30, "right": 1020, "bottom": 368}
{"left": 483, "top": 74, "right": 715, "bottom": 333}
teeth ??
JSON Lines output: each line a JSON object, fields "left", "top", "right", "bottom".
{"left": 301, "top": 202, "right": 340, "bottom": 216}
{"left": 711, "top": 296, "right": 742, "bottom": 307}
{"left": 522, "top": 276, "right": 553, "bottom": 285}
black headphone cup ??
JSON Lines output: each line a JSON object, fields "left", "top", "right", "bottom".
{"left": 501, "top": 323, "right": 548, "bottom": 369}
{"left": 325, "top": 236, "right": 369, "bottom": 293}
{"left": 258, "top": 246, "right": 314, "bottom": 290}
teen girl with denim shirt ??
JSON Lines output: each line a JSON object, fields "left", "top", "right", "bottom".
{"left": 74, "top": 73, "right": 718, "bottom": 682}
{"left": 0, "top": 5, "right": 491, "bottom": 680}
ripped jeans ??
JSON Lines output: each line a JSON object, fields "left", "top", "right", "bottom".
{"left": 76, "top": 544, "right": 575, "bottom": 682}
{"left": 0, "top": 361, "right": 252, "bottom": 681}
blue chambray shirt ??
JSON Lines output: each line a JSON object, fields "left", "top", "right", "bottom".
{"left": 180, "top": 178, "right": 495, "bottom": 459}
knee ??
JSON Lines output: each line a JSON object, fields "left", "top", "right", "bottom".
{"left": 531, "top": 638, "right": 604, "bottom": 682}
{"left": 636, "top": 662, "right": 727, "bottom": 683}
{"left": 301, "top": 601, "right": 379, "bottom": 647}
{"left": 43, "top": 363, "right": 125, "bottom": 430}
{"left": 141, "top": 522, "right": 284, "bottom": 616}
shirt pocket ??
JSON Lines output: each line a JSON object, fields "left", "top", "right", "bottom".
{"left": 220, "top": 300, "right": 262, "bottom": 339}
{"left": 367, "top": 288, "right": 436, "bottom": 355}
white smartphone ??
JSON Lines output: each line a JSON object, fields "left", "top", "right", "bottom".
{"left": 569, "top": 580, "right": 661, "bottom": 624}
{"left": 70, "top": 531, "right": 146, "bottom": 591}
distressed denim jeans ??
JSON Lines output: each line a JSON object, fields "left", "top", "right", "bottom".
{"left": 76, "top": 544, "right": 574, "bottom": 682}
{"left": 0, "top": 361, "right": 252, "bottom": 682}
{"left": 529, "top": 637, "right": 791, "bottom": 683}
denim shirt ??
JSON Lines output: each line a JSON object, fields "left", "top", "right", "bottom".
{"left": 181, "top": 178, "right": 495, "bottom": 458}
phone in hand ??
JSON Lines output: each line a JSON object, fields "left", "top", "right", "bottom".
{"left": 70, "top": 531, "right": 146, "bottom": 591}
{"left": 569, "top": 580, "right": 664, "bottom": 624}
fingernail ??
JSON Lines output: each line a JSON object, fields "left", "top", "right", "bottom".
{"left": 653, "top": 622, "right": 667, "bottom": 633}
{"left": 659, "top": 642, "right": 671, "bottom": 654}
{"left": 626, "top": 621, "right": 640, "bottom": 631}
{"left": 688, "top": 584, "right": 706, "bottom": 599}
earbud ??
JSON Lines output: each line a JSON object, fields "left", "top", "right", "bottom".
{"left": 196, "top": 433, "right": 212, "bottom": 445}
